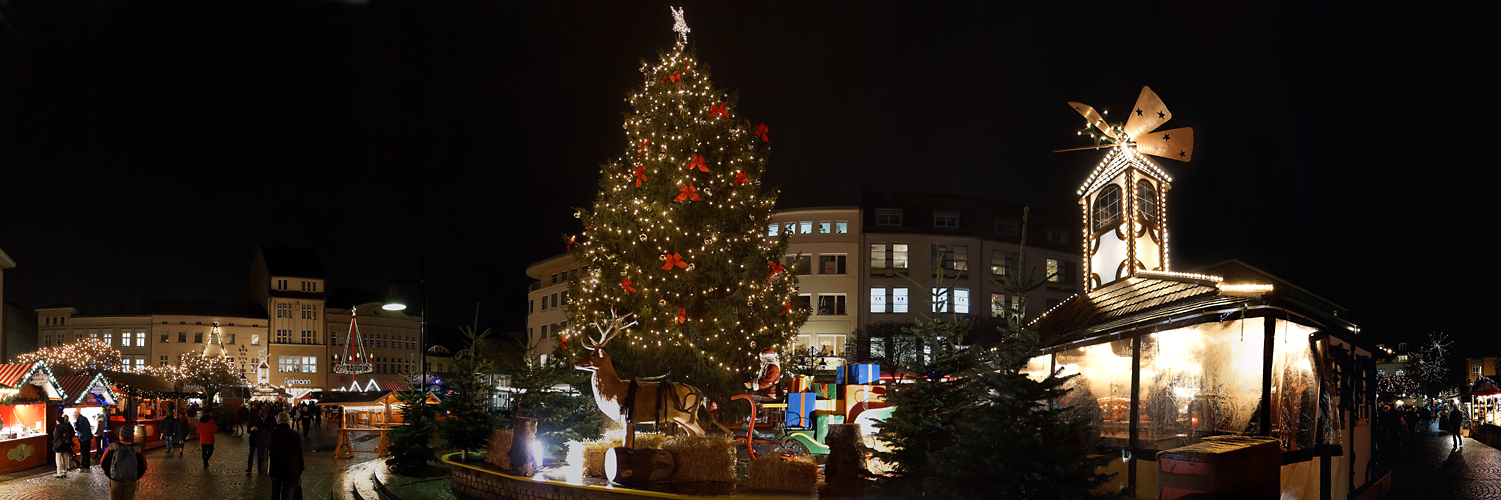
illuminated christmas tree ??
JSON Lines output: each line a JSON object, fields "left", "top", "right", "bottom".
{"left": 565, "top": 7, "right": 806, "bottom": 408}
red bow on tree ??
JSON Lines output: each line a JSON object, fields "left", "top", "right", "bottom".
{"left": 669, "top": 72, "right": 681, "bottom": 90}
{"left": 674, "top": 183, "right": 702, "bottom": 202}
{"left": 558, "top": 336, "right": 568, "bottom": 349}
{"left": 709, "top": 103, "right": 728, "bottom": 117}
{"left": 634, "top": 165, "right": 649, "bottom": 187}
{"left": 638, "top": 139, "right": 649, "bottom": 157}
{"left": 767, "top": 260, "right": 785, "bottom": 282}
{"left": 677, "top": 308, "right": 686, "bottom": 324}
{"left": 780, "top": 301, "right": 792, "bottom": 316}
{"left": 685, "top": 155, "right": 708, "bottom": 172}
{"left": 733, "top": 171, "right": 748, "bottom": 185}
{"left": 754, "top": 124, "right": 769, "bottom": 142}
{"left": 621, "top": 279, "right": 637, "bottom": 294}
{"left": 662, "top": 252, "right": 688, "bottom": 270}
{"left": 566, "top": 235, "right": 576, "bottom": 250}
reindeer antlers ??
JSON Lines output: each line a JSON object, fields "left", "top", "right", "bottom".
{"left": 584, "top": 309, "right": 638, "bottom": 350}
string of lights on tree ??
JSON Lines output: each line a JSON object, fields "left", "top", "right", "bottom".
{"left": 563, "top": 7, "right": 807, "bottom": 403}
{"left": 16, "top": 339, "right": 123, "bottom": 373}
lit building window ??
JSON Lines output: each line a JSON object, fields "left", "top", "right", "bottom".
{"left": 871, "top": 287, "right": 887, "bottom": 313}
{"left": 931, "top": 288, "right": 948, "bottom": 313}
{"left": 800, "top": 221, "right": 813, "bottom": 234}
{"left": 870, "top": 244, "right": 887, "bottom": 270}
{"left": 835, "top": 221, "right": 848, "bottom": 233}
{"left": 893, "top": 288, "right": 909, "bottom": 313}
{"left": 991, "top": 293, "right": 1006, "bottom": 317}
{"left": 819, "top": 255, "right": 847, "bottom": 275}
{"left": 955, "top": 289, "right": 970, "bottom": 314}
{"left": 892, "top": 244, "right": 909, "bottom": 270}
{"left": 1047, "top": 259, "right": 1061, "bottom": 282}
{"left": 818, "top": 221, "right": 831, "bottom": 234}
{"left": 817, "top": 294, "right": 846, "bottom": 316}
{"left": 767, "top": 223, "right": 779, "bottom": 236}
{"left": 991, "top": 250, "right": 1008, "bottom": 276}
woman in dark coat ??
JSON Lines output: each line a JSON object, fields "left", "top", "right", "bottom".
{"left": 52, "top": 416, "right": 75, "bottom": 478}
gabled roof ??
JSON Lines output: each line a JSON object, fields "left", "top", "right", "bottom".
{"left": 259, "top": 245, "right": 324, "bottom": 279}
{"left": 1076, "top": 148, "right": 1174, "bottom": 197}
{"left": 58, "top": 373, "right": 119, "bottom": 405}
{"left": 0, "top": 362, "right": 66, "bottom": 400}
{"left": 1031, "top": 273, "right": 1260, "bottom": 349}
{"left": 0, "top": 248, "right": 15, "bottom": 269}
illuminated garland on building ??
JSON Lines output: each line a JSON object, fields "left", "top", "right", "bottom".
{"left": 564, "top": 8, "right": 806, "bottom": 400}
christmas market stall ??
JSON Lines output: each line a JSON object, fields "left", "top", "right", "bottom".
{"left": 57, "top": 372, "right": 119, "bottom": 462}
{"left": 102, "top": 370, "right": 198, "bottom": 449}
{"left": 316, "top": 390, "right": 402, "bottom": 458}
{"left": 0, "top": 362, "right": 67, "bottom": 475}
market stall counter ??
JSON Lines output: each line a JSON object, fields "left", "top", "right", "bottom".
{"left": 101, "top": 370, "right": 200, "bottom": 450}
{"left": 0, "top": 362, "right": 68, "bottom": 475}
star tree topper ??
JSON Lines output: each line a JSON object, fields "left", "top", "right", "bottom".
{"left": 671, "top": 6, "right": 690, "bottom": 44}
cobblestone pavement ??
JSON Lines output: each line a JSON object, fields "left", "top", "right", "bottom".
{"left": 1385, "top": 420, "right": 1501, "bottom": 499}
{"left": 0, "top": 424, "right": 384, "bottom": 500}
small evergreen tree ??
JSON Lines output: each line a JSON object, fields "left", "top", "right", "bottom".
{"left": 501, "top": 336, "right": 601, "bottom": 456}
{"left": 874, "top": 208, "right": 1112, "bottom": 499}
{"left": 439, "top": 326, "right": 501, "bottom": 461}
{"left": 386, "top": 383, "right": 437, "bottom": 474}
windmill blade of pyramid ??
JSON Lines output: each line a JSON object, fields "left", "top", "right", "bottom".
{"left": 1123, "top": 86, "right": 1171, "bottom": 140}
{"left": 1133, "top": 127, "right": 1194, "bottom": 162}
{"left": 1068, "top": 101, "right": 1119, "bottom": 140}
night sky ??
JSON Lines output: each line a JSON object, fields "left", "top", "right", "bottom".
{"left": 0, "top": 1, "right": 1492, "bottom": 356}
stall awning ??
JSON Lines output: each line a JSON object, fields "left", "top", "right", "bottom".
{"left": 0, "top": 362, "right": 66, "bottom": 401}
{"left": 315, "top": 390, "right": 399, "bottom": 409}
{"left": 1033, "top": 275, "right": 1259, "bottom": 348}
{"left": 102, "top": 370, "right": 190, "bottom": 398}
{"left": 58, "top": 373, "right": 119, "bottom": 405}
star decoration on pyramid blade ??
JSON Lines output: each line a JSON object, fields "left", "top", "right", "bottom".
{"left": 1060, "top": 86, "right": 1194, "bottom": 162}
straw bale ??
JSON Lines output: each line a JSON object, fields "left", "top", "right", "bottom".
{"left": 746, "top": 454, "right": 819, "bottom": 493}
{"left": 485, "top": 429, "right": 513, "bottom": 470}
{"left": 567, "top": 431, "right": 666, "bottom": 477}
{"left": 660, "top": 436, "right": 737, "bottom": 482}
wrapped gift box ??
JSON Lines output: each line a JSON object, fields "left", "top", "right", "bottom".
{"left": 787, "top": 374, "right": 814, "bottom": 393}
{"left": 814, "top": 382, "right": 838, "bottom": 400}
{"left": 836, "top": 363, "right": 880, "bottom": 385}
{"left": 842, "top": 384, "right": 887, "bottom": 421}
{"left": 786, "top": 392, "right": 816, "bottom": 428}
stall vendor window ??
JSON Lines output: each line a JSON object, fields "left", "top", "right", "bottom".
{"left": 1054, "top": 339, "right": 1135, "bottom": 447}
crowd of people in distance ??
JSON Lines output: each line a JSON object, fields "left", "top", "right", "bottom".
{"left": 48, "top": 400, "right": 325, "bottom": 500}
{"left": 1375, "top": 401, "right": 1468, "bottom": 456}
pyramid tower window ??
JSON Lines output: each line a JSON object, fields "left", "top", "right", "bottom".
{"left": 1136, "top": 180, "right": 1158, "bottom": 223}
{"left": 1094, "top": 184, "right": 1122, "bottom": 233}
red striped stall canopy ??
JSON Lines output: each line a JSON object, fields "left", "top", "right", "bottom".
{"left": 0, "top": 362, "right": 66, "bottom": 401}
{"left": 57, "top": 373, "right": 119, "bottom": 406}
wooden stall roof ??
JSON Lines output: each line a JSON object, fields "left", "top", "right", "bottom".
{"left": 101, "top": 370, "right": 188, "bottom": 397}
{"left": 0, "top": 362, "right": 66, "bottom": 400}
{"left": 1031, "top": 275, "right": 1256, "bottom": 349}
{"left": 58, "top": 373, "right": 120, "bottom": 405}
{"left": 315, "top": 390, "right": 399, "bottom": 408}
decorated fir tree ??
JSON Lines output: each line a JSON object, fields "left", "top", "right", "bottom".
{"left": 565, "top": 8, "right": 806, "bottom": 411}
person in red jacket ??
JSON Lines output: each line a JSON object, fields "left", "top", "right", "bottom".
{"left": 196, "top": 415, "right": 217, "bottom": 468}
{"left": 744, "top": 348, "right": 781, "bottom": 397}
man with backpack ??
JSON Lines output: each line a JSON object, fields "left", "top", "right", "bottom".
{"left": 102, "top": 426, "right": 147, "bottom": 500}
{"left": 161, "top": 413, "right": 178, "bottom": 455}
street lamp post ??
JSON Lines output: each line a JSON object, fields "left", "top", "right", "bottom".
{"left": 384, "top": 252, "right": 427, "bottom": 393}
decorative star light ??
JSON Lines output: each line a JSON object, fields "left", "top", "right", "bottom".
{"left": 671, "top": 6, "right": 690, "bottom": 44}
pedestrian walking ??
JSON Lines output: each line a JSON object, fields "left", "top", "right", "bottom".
{"left": 102, "top": 427, "right": 147, "bottom": 500}
{"left": 1448, "top": 407, "right": 1465, "bottom": 448}
{"left": 299, "top": 405, "right": 312, "bottom": 437}
{"left": 313, "top": 405, "right": 322, "bottom": 429}
{"left": 197, "top": 415, "right": 218, "bottom": 467}
{"left": 52, "top": 415, "right": 75, "bottom": 478}
{"left": 175, "top": 414, "right": 189, "bottom": 457}
{"left": 269, "top": 412, "right": 304, "bottom": 500}
{"left": 236, "top": 405, "right": 251, "bottom": 436}
{"left": 74, "top": 413, "right": 94, "bottom": 471}
{"left": 162, "top": 413, "right": 178, "bottom": 454}
{"left": 246, "top": 412, "right": 270, "bottom": 474}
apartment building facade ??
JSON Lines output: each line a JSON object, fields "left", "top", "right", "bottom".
{"left": 524, "top": 195, "right": 1082, "bottom": 366}
{"left": 32, "top": 245, "right": 421, "bottom": 399}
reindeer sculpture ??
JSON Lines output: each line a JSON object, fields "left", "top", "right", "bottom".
{"left": 575, "top": 311, "right": 708, "bottom": 437}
